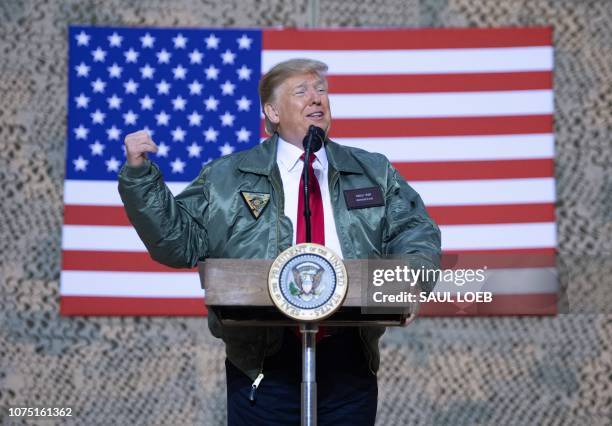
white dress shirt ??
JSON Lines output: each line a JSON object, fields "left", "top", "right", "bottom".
{"left": 276, "top": 137, "right": 343, "bottom": 258}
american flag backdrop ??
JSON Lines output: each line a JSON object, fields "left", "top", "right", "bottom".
{"left": 61, "top": 26, "right": 557, "bottom": 316}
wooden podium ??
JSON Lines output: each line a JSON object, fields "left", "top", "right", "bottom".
{"left": 199, "top": 257, "right": 417, "bottom": 426}
{"left": 199, "top": 258, "right": 417, "bottom": 327}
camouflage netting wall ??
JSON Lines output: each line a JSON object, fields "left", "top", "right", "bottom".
{"left": 1, "top": 0, "right": 611, "bottom": 424}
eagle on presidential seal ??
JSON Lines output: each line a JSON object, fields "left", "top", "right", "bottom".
{"left": 289, "top": 261, "right": 325, "bottom": 302}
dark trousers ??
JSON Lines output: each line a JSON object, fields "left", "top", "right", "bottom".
{"left": 226, "top": 328, "right": 378, "bottom": 426}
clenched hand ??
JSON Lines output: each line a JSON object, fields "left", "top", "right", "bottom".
{"left": 124, "top": 130, "right": 158, "bottom": 167}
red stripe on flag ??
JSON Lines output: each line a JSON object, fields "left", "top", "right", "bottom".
{"left": 428, "top": 203, "right": 555, "bottom": 225}
{"left": 60, "top": 296, "right": 207, "bottom": 316}
{"left": 64, "top": 205, "right": 130, "bottom": 226}
{"left": 63, "top": 203, "right": 555, "bottom": 228}
{"left": 419, "top": 293, "right": 557, "bottom": 316}
{"left": 60, "top": 294, "right": 556, "bottom": 317}
{"left": 261, "top": 115, "right": 553, "bottom": 138}
{"left": 327, "top": 72, "right": 552, "bottom": 94}
{"left": 61, "top": 248, "right": 555, "bottom": 272}
{"left": 62, "top": 250, "right": 197, "bottom": 272}
{"left": 328, "top": 115, "right": 553, "bottom": 138}
{"left": 395, "top": 159, "right": 554, "bottom": 181}
{"left": 440, "top": 248, "right": 556, "bottom": 269}
{"left": 263, "top": 28, "right": 552, "bottom": 50}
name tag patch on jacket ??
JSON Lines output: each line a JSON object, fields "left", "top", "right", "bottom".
{"left": 241, "top": 191, "right": 271, "bottom": 219}
{"left": 343, "top": 187, "right": 384, "bottom": 209}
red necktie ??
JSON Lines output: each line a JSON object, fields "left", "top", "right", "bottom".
{"left": 296, "top": 153, "right": 327, "bottom": 341}
{"left": 296, "top": 153, "right": 325, "bottom": 245}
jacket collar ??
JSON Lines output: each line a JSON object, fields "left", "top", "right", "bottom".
{"left": 237, "top": 132, "right": 363, "bottom": 176}
{"left": 325, "top": 139, "right": 363, "bottom": 174}
{"left": 237, "top": 133, "right": 279, "bottom": 176}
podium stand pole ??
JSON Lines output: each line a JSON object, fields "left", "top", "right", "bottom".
{"left": 300, "top": 322, "right": 318, "bottom": 426}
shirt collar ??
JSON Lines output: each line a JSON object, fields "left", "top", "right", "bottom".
{"left": 276, "top": 135, "right": 328, "bottom": 173}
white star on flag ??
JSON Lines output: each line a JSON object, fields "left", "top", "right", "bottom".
{"left": 124, "top": 48, "right": 139, "bottom": 63}
{"left": 172, "top": 96, "right": 187, "bottom": 110}
{"left": 75, "top": 93, "right": 90, "bottom": 108}
{"left": 236, "top": 65, "right": 252, "bottom": 80}
{"left": 204, "top": 95, "right": 219, "bottom": 111}
{"left": 73, "top": 156, "right": 88, "bottom": 171}
{"left": 107, "top": 94, "right": 122, "bottom": 109}
{"left": 75, "top": 62, "right": 90, "bottom": 77}
{"left": 219, "top": 142, "right": 234, "bottom": 156}
{"left": 92, "top": 47, "right": 106, "bottom": 62}
{"left": 173, "top": 33, "right": 188, "bottom": 49}
{"left": 157, "top": 49, "right": 171, "bottom": 64}
{"left": 74, "top": 125, "right": 89, "bottom": 139}
{"left": 188, "top": 80, "right": 203, "bottom": 95}
{"left": 189, "top": 49, "right": 203, "bottom": 64}
{"left": 236, "top": 96, "right": 251, "bottom": 111}
{"left": 171, "top": 127, "right": 186, "bottom": 142}
{"left": 172, "top": 65, "right": 187, "bottom": 79}
{"left": 205, "top": 64, "right": 219, "bottom": 80}
{"left": 139, "top": 95, "right": 154, "bottom": 110}
{"left": 108, "top": 63, "right": 122, "bottom": 78}
{"left": 236, "top": 127, "right": 251, "bottom": 143}
{"left": 123, "top": 110, "right": 138, "bottom": 125}
{"left": 105, "top": 156, "right": 121, "bottom": 172}
{"left": 220, "top": 111, "right": 235, "bottom": 126}
{"left": 89, "top": 140, "right": 105, "bottom": 155}
{"left": 204, "top": 126, "right": 219, "bottom": 142}
{"left": 106, "top": 125, "right": 121, "bottom": 140}
{"left": 155, "top": 111, "right": 171, "bottom": 126}
{"left": 170, "top": 157, "right": 186, "bottom": 173}
{"left": 220, "top": 80, "right": 236, "bottom": 95}
{"left": 156, "top": 142, "right": 170, "bottom": 157}
{"left": 140, "top": 64, "right": 155, "bottom": 79}
{"left": 156, "top": 80, "right": 171, "bottom": 95}
{"left": 221, "top": 49, "right": 236, "bottom": 64}
{"left": 124, "top": 79, "right": 139, "bottom": 94}
{"left": 205, "top": 34, "right": 220, "bottom": 49}
{"left": 188, "top": 111, "right": 203, "bottom": 126}
{"left": 75, "top": 31, "right": 90, "bottom": 46}
{"left": 140, "top": 33, "right": 155, "bottom": 48}
{"left": 91, "top": 78, "right": 106, "bottom": 93}
{"left": 108, "top": 32, "right": 123, "bottom": 47}
{"left": 187, "top": 142, "right": 202, "bottom": 157}
{"left": 237, "top": 34, "right": 252, "bottom": 49}
{"left": 90, "top": 109, "right": 105, "bottom": 124}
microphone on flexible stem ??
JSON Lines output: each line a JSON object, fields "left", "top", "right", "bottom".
{"left": 301, "top": 125, "right": 325, "bottom": 243}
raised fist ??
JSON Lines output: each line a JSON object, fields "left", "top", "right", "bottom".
{"left": 124, "top": 130, "right": 158, "bottom": 167}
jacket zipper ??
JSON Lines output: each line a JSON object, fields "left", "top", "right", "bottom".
{"left": 251, "top": 174, "right": 281, "bottom": 404}
{"left": 249, "top": 329, "right": 269, "bottom": 404}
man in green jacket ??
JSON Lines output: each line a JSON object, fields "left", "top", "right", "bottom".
{"left": 118, "top": 58, "right": 440, "bottom": 425}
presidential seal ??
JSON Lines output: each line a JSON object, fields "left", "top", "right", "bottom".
{"left": 268, "top": 243, "right": 348, "bottom": 322}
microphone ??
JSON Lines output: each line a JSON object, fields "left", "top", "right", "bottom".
{"left": 302, "top": 125, "right": 325, "bottom": 152}
{"left": 301, "top": 125, "right": 325, "bottom": 243}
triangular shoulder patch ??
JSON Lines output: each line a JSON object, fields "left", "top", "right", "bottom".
{"left": 240, "top": 191, "right": 271, "bottom": 219}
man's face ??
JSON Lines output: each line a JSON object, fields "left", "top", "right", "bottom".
{"left": 266, "top": 72, "right": 331, "bottom": 146}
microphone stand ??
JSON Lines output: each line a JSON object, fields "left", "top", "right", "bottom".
{"left": 302, "top": 131, "right": 313, "bottom": 244}
{"left": 299, "top": 125, "right": 323, "bottom": 426}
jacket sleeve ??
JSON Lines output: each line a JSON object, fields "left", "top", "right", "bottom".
{"left": 117, "top": 160, "right": 210, "bottom": 268}
{"left": 382, "top": 163, "right": 442, "bottom": 292}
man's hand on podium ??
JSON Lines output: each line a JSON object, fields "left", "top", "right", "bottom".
{"left": 124, "top": 130, "right": 158, "bottom": 167}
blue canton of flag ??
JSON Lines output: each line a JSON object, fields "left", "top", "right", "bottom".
{"left": 67, "top": 26, "right": 262, "bottom": 181}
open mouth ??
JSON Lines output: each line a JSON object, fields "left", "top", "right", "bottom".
{"left": 306, "top": 111, "right": 324, "bottom": 119}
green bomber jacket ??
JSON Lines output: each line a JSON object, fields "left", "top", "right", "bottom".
{"left": 118, "top": 133, "right": 441, "bottom": 381}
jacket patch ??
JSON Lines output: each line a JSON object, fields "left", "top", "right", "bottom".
{"left": 241, "top": 191, "right": 271, "bottom": 219}
{"left": 343, "top": 186, "right": 384, "bottom": 209}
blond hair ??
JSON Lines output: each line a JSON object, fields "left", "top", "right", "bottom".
{"left": 258, "top": 58, "right": 329, "bottom": 135}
